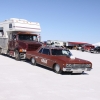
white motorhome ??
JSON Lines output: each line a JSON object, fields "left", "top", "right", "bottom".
{"left": 47, "top": 40, "right": 65, "bottom": 47}
{"left": 0, "top": 18, "right": 42, "bottom": 60}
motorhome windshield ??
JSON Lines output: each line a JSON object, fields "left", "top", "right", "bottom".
{"left": 18, "top": 34, "right": 37, "bottom": 41}
{"left": 51, "top": 49, "right": 72, "bottom": 57}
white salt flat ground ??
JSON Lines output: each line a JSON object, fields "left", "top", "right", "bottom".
{"left": 0, "top": 50, "right": 100, "bottom": 100}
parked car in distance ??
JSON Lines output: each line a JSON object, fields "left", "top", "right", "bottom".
{"left": 26, "top": 45, "right": 92, "bottom": 74}
{"left": 77, "top": 46, "right": 82, "bottom": 50}
{"left": 81, "top": 44, "right": 95, "bottom": 52}
{"left": 90, "top": 46, "right": 100, "bottom": 53}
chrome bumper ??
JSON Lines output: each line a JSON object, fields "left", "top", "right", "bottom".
{"left": 63, "top": 67, "right": 92, "bottom": 73}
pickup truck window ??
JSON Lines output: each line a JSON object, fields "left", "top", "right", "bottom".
{"left": 9, "top": 23, "right": 12, "bottom": 28}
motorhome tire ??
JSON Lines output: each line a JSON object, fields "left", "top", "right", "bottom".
{"left": 15, "top": 50, "right": 20, "bottom": 61}
{"left": 54, "top": 64, "right": 62, "bottom": 74}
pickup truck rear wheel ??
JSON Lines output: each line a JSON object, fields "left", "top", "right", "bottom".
{"left": 31, "top": 57, "right": 36, "bottom": 65}
{"left": 15, "top": 50, "right": 20, "bottom": 61}
{"left": 54, "top": 64, "right": 62, "bottom": 74}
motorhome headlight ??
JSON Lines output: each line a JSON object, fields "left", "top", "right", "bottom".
{"left": 19, "top": 49, "right": 26, "bottom": 52}
{"left": 66, "top": 64, "right": 72, "bottom": 68}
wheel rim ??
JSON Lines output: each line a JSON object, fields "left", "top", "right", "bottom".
{"left": 94, "top": 51, "right": 97, "bottom": 53}
{"left": 31, "top": 58, "right": 35, "bottom": 64}
{"left": 15, "top": 51, "right": 19, "bottom": 59}
{"left": 55, "top": 64, "right": 60, "bottom": 72}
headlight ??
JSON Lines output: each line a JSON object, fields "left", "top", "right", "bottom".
{"left": 86, "top": 64, "right": 91, "bottom": 68}
{"left": 66, "top": 64, "right": 72, "bottom": 68}
{"left": 19, "top": 49, "right": 26, "bottom": 52}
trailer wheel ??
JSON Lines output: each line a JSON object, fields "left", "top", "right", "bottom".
{"left": 15, "top": 50, "right": 20, "bottom": 61}
{"left": 31, "top": 57, "right": 36, "bottom": 65}
{"left": 0, "top": 48, "right": 2, "bottom": 55}
{"left": 54, "top": 64, "right": 62, "bottom": 74}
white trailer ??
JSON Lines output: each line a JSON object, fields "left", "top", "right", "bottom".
{"left": 0, "top": 18, "right": 41, "bottom": 59}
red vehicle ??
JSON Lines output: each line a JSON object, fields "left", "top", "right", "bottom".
{"left": 26, "top": 46, "right": 92, "bottom": 74}
{"left": 0, "top": 18, "right": 42, "bottom": 60}
{"left": 81, "top": 44, "right": 95, "bottom": 52}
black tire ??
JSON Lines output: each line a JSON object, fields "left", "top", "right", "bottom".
{"left": 54, "top": 64, "right": 62, "bottom": 74}
{"left": 15, "top": 50, "right": 20, "bottom": 61}
{"left": 0, "top": 48, "right": 2, "bottom": 55}
{"left": 94, "top": 51, "right": 97, "bottom": 54}
{"left": 31, "top": 57, "right": 36, "bottom": 65}
{"left": 7, "top": 50, "right": 10, "bottom": 56}
{"left": 82, "top": 49, "right": 84, "bottom": 52}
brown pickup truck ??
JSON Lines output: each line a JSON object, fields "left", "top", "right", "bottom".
{"left": 26, "top": 45, "right": 92, "bottom": 74}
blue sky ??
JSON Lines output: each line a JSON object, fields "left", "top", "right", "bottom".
{"left": 0, "top": 0, "right": 100, "bottom": 44}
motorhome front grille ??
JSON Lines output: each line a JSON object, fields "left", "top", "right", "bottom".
{"left": 27, "top": 44, "right": 41, "bottom": 51}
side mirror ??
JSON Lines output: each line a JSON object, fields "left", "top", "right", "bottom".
{"left": 13, "top": 35, "right": 16, "bottom": 40}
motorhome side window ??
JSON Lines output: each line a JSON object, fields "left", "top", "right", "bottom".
{"left": 0, "top": 28, "right": 3, "bottom": 37}
{"left": 9, "top": 24, "right": 12, "bottom": 28}
{"left": 0, "top": 32, "right": 3, "bottom": 37}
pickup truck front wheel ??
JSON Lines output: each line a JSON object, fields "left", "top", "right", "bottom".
{"left": 15, "top": 50, "right": 20, "bottom": 61}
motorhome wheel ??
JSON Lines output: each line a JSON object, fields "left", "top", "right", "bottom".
{"left": 15, "top": 50, "right": 20, "bottom": 61}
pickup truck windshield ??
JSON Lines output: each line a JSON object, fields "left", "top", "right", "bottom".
{"left": 51, "top": 49, "right": 72, "bottom": 57}
{"left": 18, "top": 34, "right": 37, "bottom": 41}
